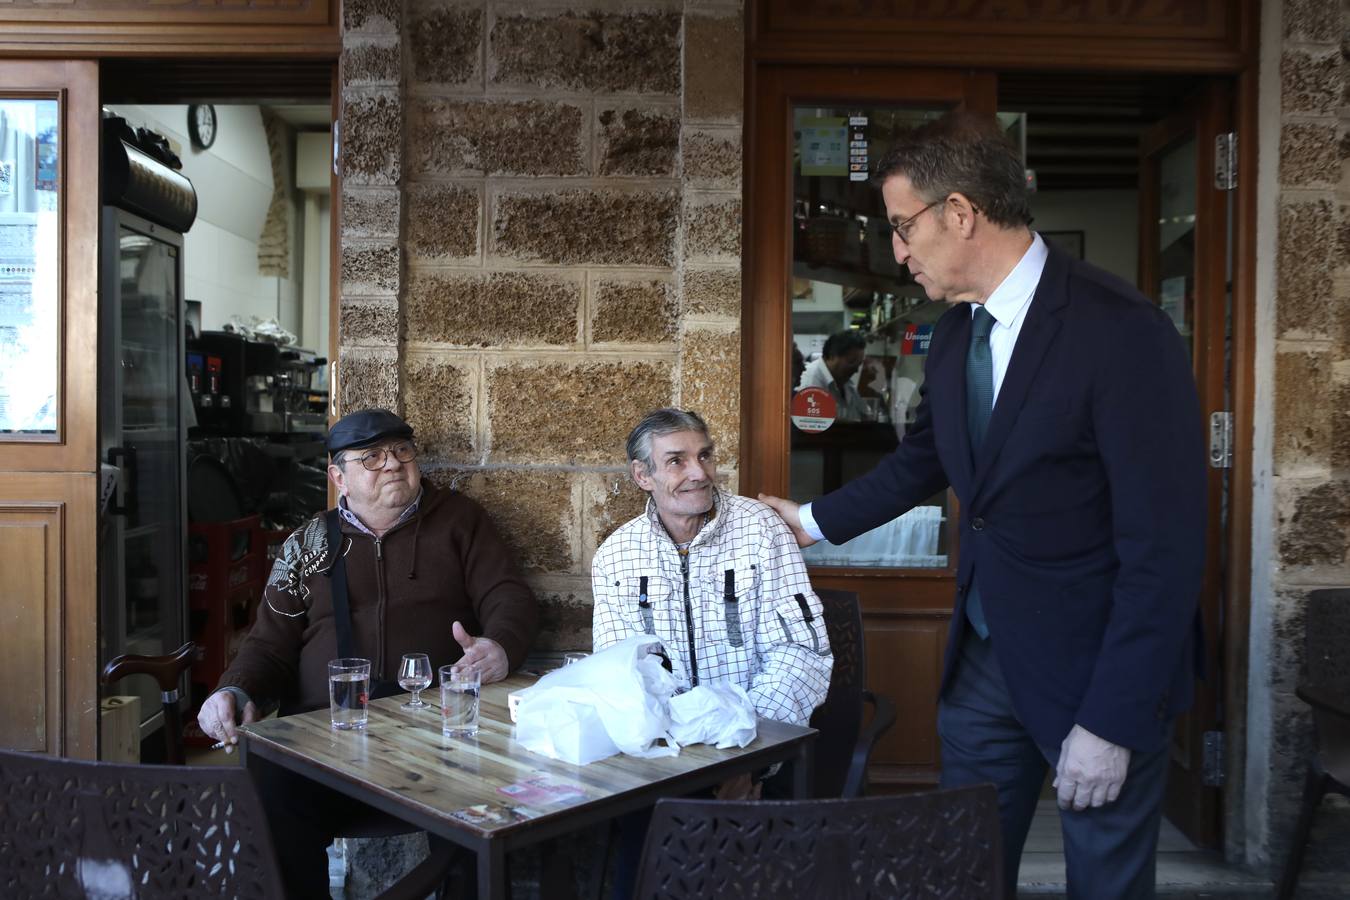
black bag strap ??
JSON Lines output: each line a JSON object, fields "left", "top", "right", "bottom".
{"left": 324, "top": 508, "right": 354, "bottom": 660}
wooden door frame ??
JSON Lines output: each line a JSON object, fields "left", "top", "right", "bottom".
{"left": 0, "top": 59, "right": 100, "bottom": 757}
{"left": 2, "top": 15, "right": 338, "bottom": 754}
{"left": 743, "top": 64, "right": 996, "bottom": 788}
{"left": 1137, "top": 81, "right": 1234, "bottom": 848}
{"left": 0, "top": 60, "right": 99, "bottom": 474}
{"left": 744, "top": 0, "right": 1261, "bottom": 847}
{"left": 742, "top": 65, "right": 996, "bottom": 497}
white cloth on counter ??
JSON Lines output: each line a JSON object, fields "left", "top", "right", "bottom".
{"left": 668, "top": 683, "right": 757, "bottom": 749}
{"left": 801, "top": 505, "right": 945, "bottom": 568}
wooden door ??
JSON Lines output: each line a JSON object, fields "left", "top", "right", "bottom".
{"left": 744, "top": 66, "right": 995, "bottom": 789}
{"left": 0, "top": 60, "right": 100, "bottom": 757}
{"left": 1137, "top": 80, "right": 1233, "bottom": 849}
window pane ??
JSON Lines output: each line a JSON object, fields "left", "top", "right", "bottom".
{"left": 0, "top": 98, "right": 60, "bottom": 435}
{"left": 1156, "top": 136, "right": 1196, "bottom": 358}
{"left": 788, "top": 105, "right": 951, "bottom": 569}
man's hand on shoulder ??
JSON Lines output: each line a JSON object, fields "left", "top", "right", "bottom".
{"left": 1054, "top": 724, "right": 1131, "bottom": 811}
{"left": 757, "top": 494, "right": 817, "bottom": 548}
{"left": 452, "top": 620, "right": 509, "bottom": 683}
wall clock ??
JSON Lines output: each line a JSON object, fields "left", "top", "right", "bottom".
{"left": 188, "top": 104, "right": 217, "bottom": 151}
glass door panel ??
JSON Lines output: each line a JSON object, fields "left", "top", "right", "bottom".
{"left": 0, "top": 97, "right": 60, "bottom": 436}
{"left": 788, "top": 104, "right": 952, "bottom": 570}
{"left": 1154, "top": 136, "right": 1197, "bottom": 358}
{"left": 101, "top": 210, "right": 186, "bottom": 728}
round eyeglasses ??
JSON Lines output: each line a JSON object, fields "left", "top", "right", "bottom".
{"left": 347, "top": 441, "right": 418, "bottom": 471}
{"left": 889, "top": 198, "right": 945, "bottom": 244}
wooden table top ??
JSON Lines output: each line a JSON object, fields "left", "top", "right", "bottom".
{"left": 241, "top": 673, "right": 815, "bottom": 840}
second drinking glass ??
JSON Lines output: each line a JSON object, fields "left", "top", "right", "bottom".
{"left": 440, "top": 665, "right": 481, "bottom": 736}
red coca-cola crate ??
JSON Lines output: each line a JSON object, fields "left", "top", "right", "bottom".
{"left": 185, "top": 515, "right": 263, "bottom": 746}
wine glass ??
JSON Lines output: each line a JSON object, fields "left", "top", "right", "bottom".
{"left": 398, "top": 653, "right": 433, "bottom": 710}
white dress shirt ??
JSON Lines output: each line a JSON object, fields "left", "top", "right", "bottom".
{"left": 798, "top": 356, "right": 869, "bottom": 421}
{"left": 800, "top": 234, "right": 1049, "bottom": 541}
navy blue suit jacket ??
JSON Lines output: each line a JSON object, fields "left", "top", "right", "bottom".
{"left": 812, "top": 244, "right": 1207, "bottom": 754}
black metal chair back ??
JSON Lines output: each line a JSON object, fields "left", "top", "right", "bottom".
{"left": 810, "top": 588, "right": 896, "bottom": 798}
{"left": 0, "top": 748, "right": 285, "bottom": 899}
{"left": 1276, "top": 588, "right": 1350, "bottom": 900}
{"left": 634, "top": 785, "right": 1004, "bottom": 899}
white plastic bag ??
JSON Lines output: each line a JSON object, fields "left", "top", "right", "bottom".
{"left": 513, "top": 635, "right": 680, "bottom": 765}
{"left": 668, "top": 682, "right": 758, "bottom": 749}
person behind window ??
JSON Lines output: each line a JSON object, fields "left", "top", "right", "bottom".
{"left": 798, "top": 329, "right": 870, "bottom": 420}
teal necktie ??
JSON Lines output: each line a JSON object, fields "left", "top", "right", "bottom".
{"left": 965, "top": 306, "right": 995, "bottom": 638}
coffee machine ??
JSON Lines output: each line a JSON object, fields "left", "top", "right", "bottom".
{"left": 188, "top": 331, "right": 325, "bottom": 435}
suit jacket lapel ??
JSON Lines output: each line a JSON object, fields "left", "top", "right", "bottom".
{"left": 971, "top": 246, "right": 1070, "bottom": 493}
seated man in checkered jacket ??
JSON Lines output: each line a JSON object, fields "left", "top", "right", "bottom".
{"left": 591, "top": 408, "right": 834, "bottom": 776}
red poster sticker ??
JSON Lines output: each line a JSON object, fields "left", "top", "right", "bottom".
{"left": 791, "top": 386, "right": 837, "bottom": 433}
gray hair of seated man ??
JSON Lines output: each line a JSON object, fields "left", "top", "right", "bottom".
{"left": 626, "top": 408, "right": 711, "bottom": 477}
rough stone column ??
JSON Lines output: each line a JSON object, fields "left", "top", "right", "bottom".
{"left": 385, "top": 1, "right": 735, "bottom": 651}
{"left": 339, "top": 0, "right": 405, "bottom": 412}
{"left": 679, "top": 3, "right": 744, "bottom": 487}
{"left": 1257, "top": 0, "right": 1350, "bottom": 879}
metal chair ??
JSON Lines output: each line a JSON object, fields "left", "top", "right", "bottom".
{"left": 811, "top": 588, "right": 897, "bottom": 798}
{"left": 100, "top": 640, "right": 197, "bottom": 764}
{"left": 100, "top": 643, "right": 465, "bottom": 897}
{"left": 0, "top": 749, "right": 458, "bottom": 900}
{"left": 633, "top": 784, "right": 1004, "bottom": 899}
{"left": 0, "top": 748, "right": 286, "bottom": 898}
{"left": 1275, "top": 588, "right": 1350, "bottom": 900}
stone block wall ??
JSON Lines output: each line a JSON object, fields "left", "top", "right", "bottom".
{"left": 1257, "top": 0, "right": 1350, "bottom": 876}
{"left": 338, "top": 0, "right": 744, "bottom": 650}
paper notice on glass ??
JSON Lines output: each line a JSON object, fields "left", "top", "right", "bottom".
{"left": 799, "top": 118, "right": 848, "bottom": 176}
{"left": 1159, "top": 275, "right": 1187, "bottom": 332}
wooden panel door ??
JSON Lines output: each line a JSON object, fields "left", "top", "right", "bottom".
{"left": 0, "top": 60, "right": 100, "bottom": 758}
{"left": 1138, "top": 80, "right": 1233, "bottom": 849}
{"left": 744, "top": 65, "right": 995, "bottom": 789}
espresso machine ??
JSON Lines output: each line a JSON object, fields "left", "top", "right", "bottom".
{"left": 188, "top": 331, "right": 326, "bottom": 435}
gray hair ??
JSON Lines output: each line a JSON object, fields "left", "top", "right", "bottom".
{"left": 626, "top": 408, "right": 711, "bottom": 475}
{"left": 872, "top": 111, "right": 1032, "bottom": 229}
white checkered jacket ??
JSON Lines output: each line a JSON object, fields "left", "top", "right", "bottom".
{"left": 592, "top": 489, "right": 833, "bottom": 726}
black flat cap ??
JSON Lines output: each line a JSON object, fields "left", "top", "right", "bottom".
{"left": 327, "top": 408, "right": 414, "bottom": 454}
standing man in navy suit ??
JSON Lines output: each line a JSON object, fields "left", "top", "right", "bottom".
{"left": 761, "top": 112, "right": 1207, "bottom": 899}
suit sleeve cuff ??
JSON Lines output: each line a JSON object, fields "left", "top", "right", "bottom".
{"left": 799, "top": 503, "right": 826, "bottom": 542}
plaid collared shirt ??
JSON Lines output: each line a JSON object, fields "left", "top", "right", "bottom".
{"left": 338, "top": 488, "right": 423, "bottom": 537}
{"left": 592, "top": 489, "right": 832, "bottom": 726}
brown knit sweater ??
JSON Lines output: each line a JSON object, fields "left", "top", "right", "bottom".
{"left": 216, "top": 483, "right": 538, "bottom": 715}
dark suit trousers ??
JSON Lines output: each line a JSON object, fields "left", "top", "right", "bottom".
{"left": 938, "top": 630, "right": 1169, "bottom": 900}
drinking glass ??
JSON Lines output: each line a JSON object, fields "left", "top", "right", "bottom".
{"left": 440, "top": 665, "right": 481, "bottom": 737}
{"left": 328, "top": 658, "right": 371, "bottom": 730}
{"left": 563, "top": 652, "right": 588, "bottom": 666}
{"left": 398, "top": 652, "right": 433, "bottom": 710}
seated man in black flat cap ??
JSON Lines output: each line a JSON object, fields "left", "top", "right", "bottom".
{"left": 198, "top": 407, "right": 539, "bottom": 896}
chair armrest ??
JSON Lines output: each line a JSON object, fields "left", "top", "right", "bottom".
{"left": 1297, "top": 684, "right": 1350, "bottom": 722}
{"left": 841, "top": 690, "right": 897, "bottom": 799}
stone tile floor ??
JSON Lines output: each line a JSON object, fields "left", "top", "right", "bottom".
{"left": 1018, "top": 799, "right": 1350, "bottom": 898}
